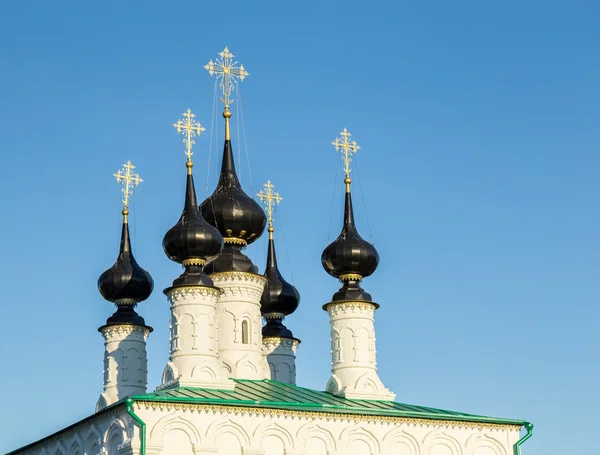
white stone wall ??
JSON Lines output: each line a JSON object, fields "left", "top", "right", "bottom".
{"left": 326, "top": 301, "right": 395, "bottom": 401}
{"left": 135, "top": 402, "right": 522, "bottom": 455}
{"left": 211, "top": 272, "right": 269, "bottom": 380}
{"left": 160, "top": 286, "right": 234, "bottom": 390}
{"left": 262, "top": 337, "right": 299, "bottom": 385}
{"left": 97, "top": 325, "right": 151, "bottom": 411}
{"left": 14, "top": 406, "right": 136, "bottom": 455}
{"left": 11, "top": 403, "right": 523, "bottom": 455}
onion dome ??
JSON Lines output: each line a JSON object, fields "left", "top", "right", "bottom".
{"left": 163, "top": 109, "right": 224, "bottom": 287}
{"left": 322, "top": 129, "right": 379, "bottom": 303}
{"left": 257, "top": 181, "right": 300, "bottom": 339}
{"left": 98, "top": 161, "right": 153, "bottom": 329}
{"left": 202, "top": 47, "right": 266, "bottom": 274}
{"left": 200, "top": 110, "right": 266, "bottom": 273}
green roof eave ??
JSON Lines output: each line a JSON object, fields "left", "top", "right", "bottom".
{"left": 131, "top": 379, "right": 528, "bottom": 427}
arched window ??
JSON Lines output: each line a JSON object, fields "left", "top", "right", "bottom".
{"left": 241, "top": 320, "right": 250, "bottom": 344}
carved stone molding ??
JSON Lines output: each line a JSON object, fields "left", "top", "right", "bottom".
{"left": 216, "top": 286, "right": 264, "bottom": 301}
{"left": 134, "top": 401, "right": 521, "bottom": 432}
{"left": 262, "top": 337, "right": 299, "bottom": 353}
{"left": 211, "top": 271, "right": 267, "bottom": 288}
{"left": 326, "top": 301, "right": 377, "bottom": 318}
{"left": 167, "top": 286, "right": 223, "bottom": 303}
{"left": 100, "top": 325, "right": 150, "bottom": 341}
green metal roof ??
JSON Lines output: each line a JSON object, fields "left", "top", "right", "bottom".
{"left": 133, "top": 379, "right": 527, "bottom": 426}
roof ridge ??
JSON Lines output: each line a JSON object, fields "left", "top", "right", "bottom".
{"left": 132, "top": 379, "right": 527, "bottom": 427}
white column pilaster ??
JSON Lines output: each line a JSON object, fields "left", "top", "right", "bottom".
{"left": 262, "top": 337, "right": 299, "bottom": 385}
{"left": 160, "top": 286, "right": 234, "bottom": 390}
{"left": 325, "top": 301, "right": 395, "bottom": 400}
{"left": 97, "top": 324, "right": 150, "bottom": 411}
{"left": 211, "top": 272, "right": 269, "bottom": 380}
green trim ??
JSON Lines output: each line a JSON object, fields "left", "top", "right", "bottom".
{"left": 132, "top": 379, "right": 529, "bottom": 427}
{"left": 514, "top": 422, "right": 533, "bottom": 455}
{"left": 125, "top": 399, "right": 146, "bottom": 455}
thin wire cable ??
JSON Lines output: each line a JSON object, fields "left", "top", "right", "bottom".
{"left": 275, "top": 209, "right": 295, "bottom": 284}
{"left": 206, "top": 80, "right": 218, "bottom": 196}
{"left": 133, "top": 194, "right": 137, "bottom": 252}
{"left": 236, "top": 86, "right": 242, "bottom": 183}
{"left": 327, "top": 158, "right": 341, "bottom": 242}
{"left": 354, "top": 158, "right": 375, "bottom": 244}
{"left": 207, "top": 79, "right": 220, "bottom": 232}
{"left": 237, "top": 84, "right": 255, "bottom": 196}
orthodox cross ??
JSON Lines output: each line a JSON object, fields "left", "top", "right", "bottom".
{"left": 113, "top": 161, "right": 143, "bottom": 212}
{"left": 332, "top": 128, "right": 361, "bottom": 179}
{"left": 258, "top": 181, "right": 283, "bottom": 233}
{"left": 204, "top": 46, "right": 250, "bottom": 108}
{"left": 173, "top": 109, "right": 205, "bottom": 168}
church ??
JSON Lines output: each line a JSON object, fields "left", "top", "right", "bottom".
{"left": 7, "top": 47, "right": 532, "bottom": 455}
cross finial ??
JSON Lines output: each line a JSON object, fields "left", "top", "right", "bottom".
{"left": 204, "top": 46, "right": 249, "bottom": 109}
{"left": 258, "top": 180, "right": 283, "bottom": 238}
{"left": 332, "top": 128, "right": 360, "bottom": 192}
{"left": 113, "top": 161, "right": 143, "bottom": 217}
{"left": 173, "top": 109, "right": 205, "bottom": 173}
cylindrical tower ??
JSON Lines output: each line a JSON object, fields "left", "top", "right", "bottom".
{"left": 258, "top": 181, "right": 301, "bottom": 385}
{"left": 321, "top": 129, "right": 395, "bottom": 401}
{"left": 160, "top": 109, "right": 234, "bottom": 390}
{"left": 97, "top": 161, "right": 153, "bottom": 411}
{"left": 201, "top": 47, "right": 269, "bottom": 379}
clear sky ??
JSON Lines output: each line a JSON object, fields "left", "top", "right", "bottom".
{"left": 0, "top": 1, "right": 598, "bottom": 454}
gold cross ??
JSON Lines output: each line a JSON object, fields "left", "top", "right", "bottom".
{"left": 257, "top": 180, "right": 283, "bottom": 231}
{"left": 204, "top": 46, "right": 249, "bottom": 108}
{"left": 332, "top": 128, "right": 361, "bottom": 179}
{"left": 173, "top": 109, "right": 205, "bottom": 166}
{"left": 113, "top": 161, "right": 143, "bottom": 210}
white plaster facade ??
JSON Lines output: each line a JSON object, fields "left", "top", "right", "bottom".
{"left": 262, "top": 337, "right": 299, "bottom": 385}
{"left": 15, "top": 405, "right": 134, "bottom": 455}
{"left": 325, "top": 301, "right": 396, "bottom": 401}
{"left": 97, "top": 324, "right": 151, "bottom": 411}
{"left": 211, "top": 272, "right": 270, "bottom": 380}
{"left": 15, "top": 402, "right": 522, "bottom": 455}
{"left": 160, "top": 286, "right": 234, "bottom": 390}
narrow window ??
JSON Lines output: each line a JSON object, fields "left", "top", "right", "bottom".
{"left": 241, "top": 320, "right": 250, "bottom": 344}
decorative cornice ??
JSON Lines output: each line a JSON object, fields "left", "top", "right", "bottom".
{"left": 262, "top": 337, "right": 300, "bottom": 352}
{"left": 339, "top": 273, "right": 363, "bottom": 282}
{"left": 100, "top": 324, "right": 150, "bottom": 341}
{"left": 182, "top": 258, "right": 207, "bottom": 267}
{"left": 132, "top": 402, "right": 522, "bottom": 433}
{"left": 166, "top": 286, "right": 223, "bottom": 303}
{"left": 210, "top": 271, "right": 268, "bottom": 286}
{"left": 325, "top": 301, "right": 378, "bottom": 317}
{"left": 114, "top": 298, "right": 137, "bottom": 306}
{"left": 223, "top": 237, "right": 248, "bottom": 246}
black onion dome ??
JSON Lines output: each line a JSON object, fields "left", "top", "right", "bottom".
{"left": 163, "top": 173, "right": 224, "bottom": 286}
{"left": 262, "top": 318, "right": 295, "bottom": 339}
{"left": 261, "top": 236, "right": 300, "bottom": 316}
{"left": 201, "top": 139, "right": 266, "bottom": 247}
{"left": 322, "top": 190, "right": 379, "bottom": 280}
{"left": 98, "top": 218, "right": 154, "bottom": 304}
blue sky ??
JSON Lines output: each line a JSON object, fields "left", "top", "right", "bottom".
{"left": 1, "top": 1, "right": 599, "bottom": 453}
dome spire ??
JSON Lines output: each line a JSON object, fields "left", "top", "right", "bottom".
{"left": 98, "top": 161, "right": 153, "bottom": 327}
{"left": 163, "top": 109, "right": 223, "bottom": 287}
{"left": 201, "top": 47, "right": 266, "bottom": 273}
{"left": 321, "top": 129, "right": 379, "bottom": 302}
{"left": 257, "top": 181, "right": 299, "bottom": 338}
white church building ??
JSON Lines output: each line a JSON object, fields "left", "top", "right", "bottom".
{"left": 7, "top": 47, "right": 532, "bottom": 455}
